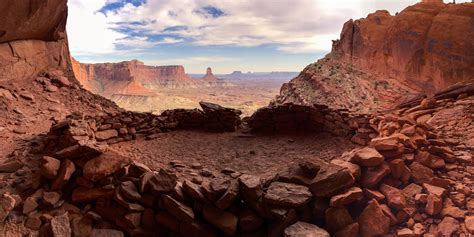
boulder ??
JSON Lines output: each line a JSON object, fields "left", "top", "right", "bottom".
{"left": 284, "top": 221, "right": 330, "bottom": 237}
{"left": 425, "top": 194, "right": 442, "bottom": 215}
{"left": 82, "top": 151, "right": 131, "bottom": 182}
{"left": 264, "top": 182, "right": 312, "bottom": 207}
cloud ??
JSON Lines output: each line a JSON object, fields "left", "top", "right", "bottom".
{"left": 146, "top": 56, "right": 235, "bottom": 66}
{"left": 69, "top": 0, "right": 470, "bottom": 58}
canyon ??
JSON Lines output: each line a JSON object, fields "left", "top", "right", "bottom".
{"left": 72, "top": 59, "right": 291, "bottom": 116}
{"left": 0, "top": 1, "right": 473, "bottom": 237}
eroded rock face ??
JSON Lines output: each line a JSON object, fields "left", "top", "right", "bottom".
{"left": 335, "top": 3, "right": 474, "bottom": 91}
{"left": 72, "top": 59, "right": 193, "bottom": 94}
{"left": 202, "top": 67, "right": 219, "bottom": 81}
{"left": 0, "top": 0, "right": 71, "bottom": 81}
{"left": 275, "top": 2, "right": 474, "bottom": 112}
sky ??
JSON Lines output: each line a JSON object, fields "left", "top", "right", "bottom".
{"left": 67, "top": 0, "right": 467, "bottom": 74}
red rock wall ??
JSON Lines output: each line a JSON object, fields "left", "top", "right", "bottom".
{"left": 0, "top": 0, "right": 71, "bottom": 81}
{"left": 72, "top": 59, "right": 195, "bottom": 95}
{"left": 332, "top": 3, "right": 474, "bottom": 93}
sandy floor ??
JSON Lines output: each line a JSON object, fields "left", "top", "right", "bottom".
{"left": 112, "top": 130, "right": 357, "bottom": 176}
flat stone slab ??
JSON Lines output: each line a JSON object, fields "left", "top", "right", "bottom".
{"left": 264, "top": 182, "right": 312, "bottom": 207}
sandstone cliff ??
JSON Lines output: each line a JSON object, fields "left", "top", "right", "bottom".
{"left": 0, "top": 0, "right": 71, "bottom": 81}
{"left": 72, "top": 59, "right": 198, "bottom": 94}
{"left": 275, "top": 2, "right": 474, "bottom": 112}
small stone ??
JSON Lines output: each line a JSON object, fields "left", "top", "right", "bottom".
{"left": 20, "top": 91, "right": 34, "bottom": 100}
{"left": 284, "top": 221, "right": 330, "bottom": 237}
{"left": 23, "top": 197, "right": 38, "bottom": 214}
{"left": 361, "top": 163, "right": 391, "bottom": 188}
{"left": 422, "top": 183, "right": 446, "bottom": 197}
{"left": 440, "top": 205, "right": 466, "bottom": 220}
{"left": 363, "top": 188, "right": 385, "bottom": 202}
{"left": 95, "top": 129, "right": 118, "bottom": 141}
{"left": 149, "top": 169, "right": 177, "bottom": 194}
{"left": 40, "top": 156, "right": 61, "bottom": 179}
{"left": 0, "top": 160, "right": 23, "bottom": 172}
{"left": 90, "top": 229, "right": 124, "bottom": 237}
{"left": 25, "top": 216, "right": 42, "bottom": 230}
{"left": 435, "top": 217, "right": 459, "bottom": 237}
{"left": 397, "top": 228, "right": 414, "bottom": 237}
{"left": 119, "top": 181, "right": 141, "bottom": 201}
{"left": 82, "top": 151, "right": 130, "bottom": 182}
{"left": 379, "top": 184, "right": 407, "bottom": 210}
{"left": 43, "top": 192, "right": 61, "bottom": 207}
{"left": 51, "top": 213, "right": 71, "bottom": 237}
{"left": 0, "top": 193, "right": 16, "bottom": 222}
{"left": 334, "top": 223, "right": 359, "bottom": 237}
{"left": 182, "top": 181, "right": 206, "bottom": 202}
{"left": 264, "top": 182, "right": 312, "bottom": 207}
{"left": 215, "top": 180, "right": 239, "bottom": 210}
{"left": 330, "top": 187, "right": 363, "bottom": 207}
{"left": 203, "top": 204, "right": 238, "bottom": 235}
{"left": 413, "top": 223, "right": 426, "bottom": 236}
{"left": 46, "top": 85, "right": 59, "bottom": 92}
{"left": 239, "top": 209, "right": 263, "bottom": 232}
{"left": 425, "top": 194, "right": 442, "bottom": 216}
{"left": 465, "top": 216, "right": 474, "bottom": 234}
{"left": 350, "top": 147, "right": 384, "bottom": 167}
{"left": 161, "top": 195, "right": 194, "bottom": 222}
{"left": 409, "top": 162, "right": 434, "bottom": 184}
{"left": 51, "top": 159, "right": 75, "bottom": 190}
{"left": 239, "top": 174, "right": 263, "bottom": 202}
{"left": 325, "top": 207, "right": 353, "bottom": 232}
{"left": 358, "top": 199, "right": 390, "bottom": 237}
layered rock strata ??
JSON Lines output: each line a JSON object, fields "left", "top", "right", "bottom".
{"left": 275, "top": 2, "right": 474, "bottom": 112}
{"left": 0, "top": 0, "right": 71, "bottom": 81}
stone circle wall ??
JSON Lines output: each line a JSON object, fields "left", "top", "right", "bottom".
{"left": 247, "top": 103, "right": 377, "bottom": 145}
{"left": 6, "top": 87, "right": 473, "bottom": 236}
